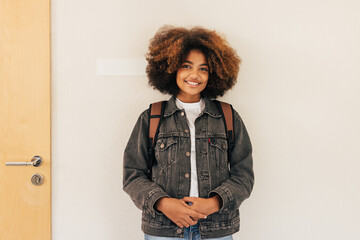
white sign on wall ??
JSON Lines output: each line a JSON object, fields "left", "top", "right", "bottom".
{"left": 96, "top": 58, "right": 147, "bottom": 76}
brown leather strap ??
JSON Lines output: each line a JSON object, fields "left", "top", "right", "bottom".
{"left": 219, "top": 101, "right": 234, "bottom": 141}
{"left": 149, "top": 101, "right": 163, "bottom": 147}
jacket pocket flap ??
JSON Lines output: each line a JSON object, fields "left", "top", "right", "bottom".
{"left": 156, "top": 137, "right": 178, "bottom": 151}
{"left": 209, "top": 138, "right": 228, "bottom": 152}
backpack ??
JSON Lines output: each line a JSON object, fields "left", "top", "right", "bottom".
{"left": 147, "top": 100, "right": 235, "bottom": 177}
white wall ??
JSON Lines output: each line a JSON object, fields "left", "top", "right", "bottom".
{"left": 51, "top": 0, "right": 360, "bottom": 239}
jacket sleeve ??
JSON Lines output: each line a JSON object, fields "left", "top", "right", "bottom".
{"left": 123, "top": 109, "right": 170, "bottom": 217}
{"left": 209, "top": 109, "right": 254, "bottom": 213}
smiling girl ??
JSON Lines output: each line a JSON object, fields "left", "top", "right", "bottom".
{"left": 123, "top": 26, "right": 254, "bottom": 240}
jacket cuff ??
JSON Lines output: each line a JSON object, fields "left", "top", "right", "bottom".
{"left": 209, "top": 185, "right": 234, "bottom": 214}
{"left": 144, "top": 188, "right": 170, "bottom": 217}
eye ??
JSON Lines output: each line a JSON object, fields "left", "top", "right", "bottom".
{"left": 181, "top": 64, "right": 191, "bottom": 69}
{"left": 200, "top": 67, "right": 209, "bottom": 72}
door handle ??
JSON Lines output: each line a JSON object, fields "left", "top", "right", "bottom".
{"left": 5, "top": 155, "right": 42, "bottom": 167}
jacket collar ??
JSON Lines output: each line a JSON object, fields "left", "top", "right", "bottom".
{"left": 163, "top": 95, "right": 222, "bottom": 118}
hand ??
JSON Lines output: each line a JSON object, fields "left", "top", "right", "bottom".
{"left": 182, "top": 195, "right": 222, "bottom": 220}
{"left": 155, "top": 197, "right": 207, "bottom": 228}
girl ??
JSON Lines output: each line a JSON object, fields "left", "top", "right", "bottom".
{"left": 123, "top": 26, "right": 254, "bottom": 240}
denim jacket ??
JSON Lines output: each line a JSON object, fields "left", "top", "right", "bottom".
{"left": 123, "top": 96, "right": 254, "bottom": 239}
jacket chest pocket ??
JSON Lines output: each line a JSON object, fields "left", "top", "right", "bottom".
{"left": 154, "top": 137, "right": 178, "bottom": 170}
{"left": 209, "top": 138, "right": 228, "bottom": 172}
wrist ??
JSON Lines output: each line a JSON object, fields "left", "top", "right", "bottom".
{"left": 154, "top": 197, "right": 169, "bottom": 212}
{"left": 210, "top": 194, "right": 222, "bottom": 212}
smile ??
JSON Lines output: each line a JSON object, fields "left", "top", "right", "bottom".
{"left": 185, "top": 80, "right": 200, "bottom": 86}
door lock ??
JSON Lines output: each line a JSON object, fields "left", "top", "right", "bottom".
{"left": 31, "top": 174, "right": 44, "bottom": 186}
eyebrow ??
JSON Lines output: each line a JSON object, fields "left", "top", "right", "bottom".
{"left": 183, "top": 60, "right": 209, "bottom": 66}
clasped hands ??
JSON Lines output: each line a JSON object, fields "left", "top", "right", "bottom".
{"left": 154, "top": 195, "right": 222, "bottom": 228}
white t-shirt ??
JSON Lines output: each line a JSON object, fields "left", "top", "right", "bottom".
{"left": 175, "top": 98, "right": 205, "bottom": 197}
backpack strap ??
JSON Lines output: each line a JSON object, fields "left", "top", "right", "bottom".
{"left": 213, "top": 100, "right": 235, "bottom": 155}
{"left": 149, "top": 101, "right": 164, "bottom": 147}
{"left": 219, "top": 101, "right": 234, "bottom": 142}
{"left": 148, "top": 101, "right": 166, "bottom": 177}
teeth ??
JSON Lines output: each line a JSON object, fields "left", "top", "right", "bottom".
{"left": 186, "top": 81, "right": 200, "bottom": 85}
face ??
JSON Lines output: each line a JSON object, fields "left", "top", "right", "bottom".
{"left": 176, "top": 49, "right": 209, "bottom": 103}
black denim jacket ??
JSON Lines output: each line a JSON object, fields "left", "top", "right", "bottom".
{"left": 123, "top": 96, "right": 254, "bottom": 239}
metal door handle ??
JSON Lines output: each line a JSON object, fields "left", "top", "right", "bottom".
{"left": 6, "top": 155, "right": 42, "bottom": 167}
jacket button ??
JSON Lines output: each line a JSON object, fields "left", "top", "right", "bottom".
{"left": 185, "top": 173, "right": 190, "bottom": 178}
{"left": 176, "top": 228, "right": 182, "bottom": 234}
{"left": 186, "top": 152, "right": 190, "bottom": 157}
{"left": 160, "top": 143, "right": 165, "bottom": 148}
{"left": 181, "top": 112, "right": 185, "bottom": 116}
{"left": 184, "top": 129, "right": 189, "bottom": 133}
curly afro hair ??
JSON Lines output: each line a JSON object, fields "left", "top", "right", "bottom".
{"left": 146, "top": 25, "right": 241, "bottom": 98}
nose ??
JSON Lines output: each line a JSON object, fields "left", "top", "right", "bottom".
{"left": 188, "top": 70, "right": 200, "bottom": 79}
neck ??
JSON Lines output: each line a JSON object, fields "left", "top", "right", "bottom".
{"left": 176, "top": 94, "right": 201, "bottom": 103}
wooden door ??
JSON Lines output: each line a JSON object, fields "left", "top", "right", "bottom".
{"left": 0, "top": 0, "right": 51, "bottom": 239}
